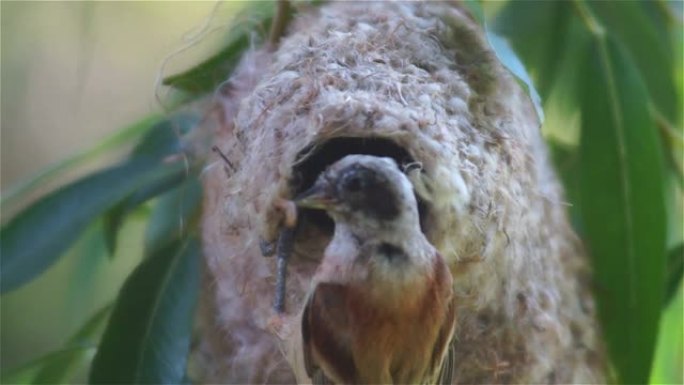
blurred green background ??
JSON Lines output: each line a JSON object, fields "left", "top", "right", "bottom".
{"left": 0, "top": 1, "right": 227, "bottom": 375}
{"left": 1, "top": 2, "right": 682, "bottom": 384}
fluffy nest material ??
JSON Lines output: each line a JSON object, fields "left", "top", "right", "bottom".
{"left": 195, "top": 2, "right": 605, "bottom": 383}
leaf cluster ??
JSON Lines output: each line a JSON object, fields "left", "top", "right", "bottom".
{"left": 0, "top": 1, "right": 284, "bottom": 382}
{"left": 1, "top": 1, "right": 681, "bottom": 384}
{"left": 491, "top": 1, "right": 683, "bottom": 383}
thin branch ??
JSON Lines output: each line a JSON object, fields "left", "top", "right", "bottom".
{"left": 211, "top": 145, "right": 236, "bottom": 172}
{"left": 268, "top": 0, "right": 292, "bottom": 50}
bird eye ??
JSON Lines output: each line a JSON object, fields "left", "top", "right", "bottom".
{"left": 338, "top": 166, "right": 376, "bottom": 202}
{"left": 345, "top": 175, "right": 363, "bottom": 192}
{"left": 340, "top": 167, "right": 373, "bottom": 195}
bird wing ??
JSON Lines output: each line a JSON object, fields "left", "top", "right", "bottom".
{"left": 431, "top": 294, "right": 458, "bottom": 384}
{"left": 436, "top": 337, "right": 456, "bottom": 385}
{"left": 302, "top": 282, "right": 358, "bottom": 384}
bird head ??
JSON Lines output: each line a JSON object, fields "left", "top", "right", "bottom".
{"left": 295, "top": 154, "right": 421, "bottom": 238}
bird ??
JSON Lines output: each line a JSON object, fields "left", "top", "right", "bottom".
{"left": 295, "top": 154, "right": 456, "bottom": 384}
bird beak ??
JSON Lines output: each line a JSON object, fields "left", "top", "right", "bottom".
{"left": 295, "top": 182, "right": 335, "bottom": 209}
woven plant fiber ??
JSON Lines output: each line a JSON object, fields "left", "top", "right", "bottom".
{"left": 196, "top": 2, "right": 605, "bottom": 383}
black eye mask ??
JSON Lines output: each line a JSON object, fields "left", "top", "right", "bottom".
{"left": 336, "top": 165, "right": 400, "bottom": 221}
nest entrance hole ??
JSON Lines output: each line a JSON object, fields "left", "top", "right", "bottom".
{"left": 291, "top": 137, "right": 429, "bottom": 237}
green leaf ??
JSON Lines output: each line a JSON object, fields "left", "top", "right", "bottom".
{"left": 462, "top": 0, "right": 484, "bottom": 25}
{"left": 665, "top": 244, "right": 684, "bottom": 307}
{"left": 588, "top": 1, "right": 680, "bottom": 127}
{"left": 485, "top": 32, "right": 544, "bottom": 123}
{"left": 0, "top": 115, "right": 160, "bottom": 212}
{"left": 0, "top": 158, "right": 186, "bottom": 293}
{"left": 579, "top": 36, "right": 667, "bottom": 384}
{"left": 162, "top": 1, "right": 275, "bottom": 95}
{"left": 1, "top": 305, "right": 111, "bottom": 384}
{"left": 650, "top": 279, "right": 684, "bottom": 385}
{"left": 66, "top": 221, "right": 109, "bottom": 302}
{"left": 89, "top": 238, "right": 201, "bottom": 384}
{"left": 461, "top": 0, "right": 544, "bottom": 123}
{"left": 493, "top": 1, "right": 574, "bottom": 100}
{"left": 130, "top": 113, "right": 198, "bottom": 160}
{"left": 102, "top": 203, "right": 127, "bottom": 256}
{"left": 100, "top": 114, "right": 199, "bottom": 257}
{"left": 32, "top": 305, "right": 112, "bottom": 384}
{"left": 101, "top": 169, "right": 189, "bottom": 258}
{"left": 1, "top": 347, "right": 95, "bottom": 385}
{"left": 144, "top": 178, "right": 203, "bottom": 256}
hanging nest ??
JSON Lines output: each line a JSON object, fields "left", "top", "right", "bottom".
{"left": 195, "top": 2, "right": 605, "bottom": 383}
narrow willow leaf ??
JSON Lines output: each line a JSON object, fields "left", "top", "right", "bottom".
{"left": 485, "top": 33, "right": 544, "bottom": 123}
{"left": 144, "top": 178, "right": 203, "bottom": 256}
{"left": 0, "top": 159, "right": 186, "bottom": 293}
{"left": 461, "top": 0, "right": 484, "bottom": 25}
{"left": 32, "top": 305, "right": 112, "bottom": 384}
{"left": 665, "top": 244, "right": 684, "bottom": 307}
{"left": 461, "top": 1, "right": 544, "bottom": 123}
{"left": 493, "top": 1, "right": 574, "bottom": 100}
{"left": 67, "top": 221, "right": 109, "bottom": 302}
{"left": 102, "top": 204, "right": 126, "bottom": 256}
{"left": 101, "top": 169, "right": 188, "bottom": 258}
{"left": 650, "top": 281, "right": 684, "bottom": 385}
{"left": 89, "top": 238, "right": 201, "bottom": 384}
{"left": 162, "top": 1, "right": 275, "bottom": 95}
{"left": 2, "top": 305, "right": 109, "bottom": 384}
{"left": 1, "top": 347, "right": 95, "bottom": 385}
{"left": 130, "top": 114, "right": 198, "bottom": 160}
{"left": 579, "top": 37, "right": 667, "bottom": 384}
{"left": 588, "top": 1, "right": 680, "bottom": 126}
{"left": 101, "top": 114, "right": 199, "bottom": 257}
{"left": 0, "top": 115, "right": 160, "bottom": 212}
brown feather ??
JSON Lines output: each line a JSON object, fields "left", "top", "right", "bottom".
{"left": 429, "top": 255, "right": 457, "bottom": 383}
{"left": 298, "top": 156, "right": 457, "bottom": 384}
{"left": 303, "top": 253, "right": 455, "bottom": 384}
{"left": 303, "top": 283, "right": 358, "bottom": 384}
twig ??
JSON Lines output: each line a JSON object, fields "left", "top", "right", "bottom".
{"left": 274, "top": 227, "right": 296, "bottom": 313}
{"left": 268, "top": 0, "right": 292, "bottom": 50}
{"left": 212, "top": 145, "right": 236, "bottom": 172}
{"left": 272, "top": 198, "right": 298, "bottom": 313}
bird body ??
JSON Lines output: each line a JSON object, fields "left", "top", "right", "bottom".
{"left": 297, "top": 155, "right": 456, "bottom": 384}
